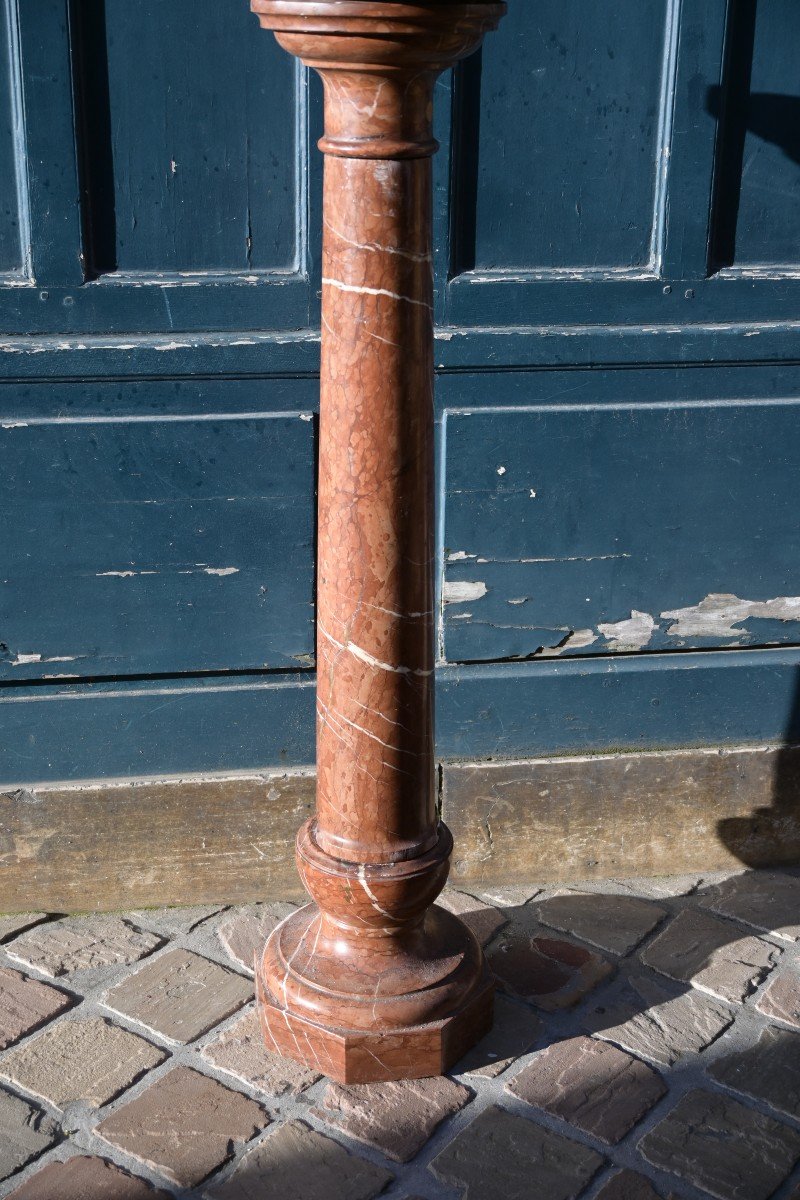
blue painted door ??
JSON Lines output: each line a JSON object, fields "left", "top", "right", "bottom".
{"left": 1, "top": 0, "right": 799, "bottom": 782}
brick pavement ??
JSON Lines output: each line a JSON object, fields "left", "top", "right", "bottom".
{"left": 0, "top": 869, "right": 797, "bottom": 1199}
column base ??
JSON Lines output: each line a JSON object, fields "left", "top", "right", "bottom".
{"left": 255, "top": 901, "right": 494, "bottom": 1083}
{"left": 256, "top": 941, "right": 493, "bottom": 1084}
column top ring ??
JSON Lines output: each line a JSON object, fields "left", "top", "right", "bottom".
{"left": 251, "top": 2, "right": 506, "bottom": 72}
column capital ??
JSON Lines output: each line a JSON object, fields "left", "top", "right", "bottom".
{"left": 251, "top": 1, "right": 505, "bottom": 157}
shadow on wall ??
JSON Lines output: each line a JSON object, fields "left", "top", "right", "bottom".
{"left": 718, "top": 670, "right": 800, "bottom": 866}
{"left": 706, "top": 49, "right": 800, "bottom": 269}
{"left": 707, "top": 85, "right": 800, "bottom": 167}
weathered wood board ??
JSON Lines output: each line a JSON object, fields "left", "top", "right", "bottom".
{"left": 0, "top": 772, "right": 313, "bottom": 912}
{"left": 1, "top": 0, "right": 799, "bottom": 799}
{"left": 0, "top": 414, "right": 315, "bottom": 679}
{"left": 2, "top": 745, "right": 798, "bottom": 912}
{"left": 75, "top": 0, "right": 299, "bottom": 275}
{"left": 442, "top": 402, "right": 800, "bottom": 663}
{"left": 466, "top": 0, "right": 668, "bottom": 273}
{"left": 443, "top": 745, "right": 800, "bottom": 886}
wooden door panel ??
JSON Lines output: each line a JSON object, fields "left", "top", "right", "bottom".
{"left": 710, "top": 0, "right": 800, "bottom": 270}
{"left": 0, "top": 0, "right": 319, "bottom": 333}
{"left": 2, "top": 1, "right": 800, "bottom": 782}
{"left": 74, "top": 0, "right": 299, "bottom": 278}
{"left": 466, "top": 0, "right": 668, "bottom": 273}
{"left": 0, "top": 409, "right": 316, "bottom": 679}
{"left": 443, "top": 400, "right": 800, "bottom": 663}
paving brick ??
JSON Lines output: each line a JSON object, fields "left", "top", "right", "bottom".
{"left": 595, "top": 1169, "right": 671, "bottom": 1200}
{"left": 708, "top": 1026, "right": 800, "bottom": 1119}
{"left": 438, "top": 890, "right": 507, "bottom": 947}
{"left": 0, "top": 967, "right": 73, "bottom": 1050}
{"left": 430, "top": 1104, "right": 604, "bottom": 1200}
{"left": 640, "top": 909, "right": 781, "bottom": 1002}
{"left": 455, "top": 995, "right": 541, "bottom": 1078}
{"left": 584, "top": 972, "right": 735, "bottom": 1066}
{"left": 313, "top": 1075, "right": 471, "bottom": 1162}
{"left": 702, "top": 870, "right": 800, "bottom": 942}
{"left": 103, "top": 948, "right": 252, "bottom": 1043}
{"left": 129, "top": 905, "right": 226, "bottom": 934}
{"left": 0, "top": 1016, "right": 166, "bottom": 1110}
{"left": 7, "top": 1155, "right": 172, "bottom": 1199}
{"left": 756, "top": 966, "right": 800, "bottom": 1029}
{"left": 507, "top": 1036, "right": 666, "bottom": 1144}
{"left": 6, "top": 915, "right": 162, "bottom": 977}
{"left": 533, "top": 892, "right": 667, "bottom": 956}
{"left": 96, "top": 1065, "right": 266, "bottom": 1188}
{"left": 205, "top": 1120, "right": 394, "bottom": 1200}
{"left": 489, "top": 927, "right": 613, "bottom": 1010}
{"left": 0, "top": 1089, "right": 58, "bottom": 1182}
{"left": 216, "top": 903, "right": 297, "bottom": 973}
{"left": 0, "top": 914, "right": 47, "bottom": 943}
{"left": 639, "top": 1089, "right": 800, "bottom": 1200}
{"left": 201, "top": 1007, "right": 319, "bottom": 1096}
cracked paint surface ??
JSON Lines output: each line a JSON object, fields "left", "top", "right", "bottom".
{"left": 662, "top": 594, "right": 800, "bottom": 640}
{"left": 441, "top": 402, "right": 800, "bottom": 665}
{"left": 440, "top": 588, "right": 800, "bottom": 662}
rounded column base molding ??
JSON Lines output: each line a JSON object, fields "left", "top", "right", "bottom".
{"left": 256, "top": 905, "right": 494, "bottom": 1083}
{"left": 257, "top": 817, "right": 493, "bottom": 1079}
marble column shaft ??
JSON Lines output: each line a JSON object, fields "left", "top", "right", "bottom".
{"left": 317, "top": 105, "right": 436, "bottom": 866}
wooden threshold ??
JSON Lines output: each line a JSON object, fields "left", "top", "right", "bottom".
{"left": 1, "top": 745, "right": 798, "bottom": 913}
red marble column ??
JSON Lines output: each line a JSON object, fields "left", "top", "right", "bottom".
{"left": 251, "top": 1, "right": 505, "bottom": 1083}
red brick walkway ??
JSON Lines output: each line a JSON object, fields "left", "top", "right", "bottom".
{"left": 0, "top": 870, "right": 798, "bottom": 1199}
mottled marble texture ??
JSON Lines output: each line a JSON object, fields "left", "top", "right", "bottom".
{"left": 316, "top": 149, "right": 436, "bottom": 866}
{"left": 250, "top": 1, "right": 504, "bottom": 1081}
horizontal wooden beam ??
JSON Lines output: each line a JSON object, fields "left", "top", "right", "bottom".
{"left": 2, "top": 323, "right": 800, "bottom": 379}
{"left": 444, "top": 746, "right": 800, "bottom": 887}
{"left": 0, "top": 772, "right": 313, "bottom": 913}
{"left": 1, "top": 744, "right": 797, "bottom": 913}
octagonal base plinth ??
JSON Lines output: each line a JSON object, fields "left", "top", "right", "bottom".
{"left": 256, "top": 956, "right": 494, "bottom": 1083}
{"left": 256, "top": 902, "right": 494, "bottom": 1084}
